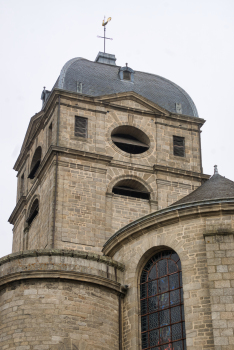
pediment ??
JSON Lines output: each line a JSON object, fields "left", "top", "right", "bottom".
{"left": 95, "top": 92, "right": 170, "bottom": 116}
{"left": 21, "top": 114, "right": 42, "bottom": 152}
{"left": 14, "top": 113, "right": 43, "bottom": 171}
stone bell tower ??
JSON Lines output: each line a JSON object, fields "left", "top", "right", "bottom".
{"left": 1, "top": 52, "right": 210, "bottom": 349}
{"left": 9, "top": 52, "right": 208, "bottom": 254}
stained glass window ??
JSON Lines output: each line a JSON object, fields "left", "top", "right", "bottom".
{"left": 140, "top": 250, "right": 186, "bottom": 350}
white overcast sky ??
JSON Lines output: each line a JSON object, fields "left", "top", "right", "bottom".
{"left": 0, "top": 0, "right": 234, "bottom": 258}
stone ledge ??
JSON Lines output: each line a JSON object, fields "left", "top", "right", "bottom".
{"left": 203, "top": 231, "right": 234, "bottom": 237}
{"left": 0, "top": 249, "right": 125, "bottom": 271}
{"left": 0, "top": 270, "right": 126, "bottom": 295}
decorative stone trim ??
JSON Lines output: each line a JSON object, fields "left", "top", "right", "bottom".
{"left": 103, "top": 198, "right": 234, "bottom": 256}
{"left": 0, "top": 270, "right": 125, "bottom": 295}
{"left": 203, "top": 231, "right": 234, "bottom": 237}
{"left": 154, "top": 164, "right": 210, "bottom": 181}
{"left": 0, "top": 249, "right": 125, "bottom": 271}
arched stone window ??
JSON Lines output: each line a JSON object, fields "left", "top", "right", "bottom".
{"left": 28, "top": 146, "right": 42, "bottom": 179}
{"left": 140, "top": 250, "right": 186, "bottom": 350}
{"left": 26, "top": 198, "right": 39, "bottom": 226}
{"left": 112, "top": 179, "right": 150, "bottom": 200}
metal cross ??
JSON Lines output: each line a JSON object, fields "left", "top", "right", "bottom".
{"left": 97, "top": 16, "right": 113, "bottom": 53}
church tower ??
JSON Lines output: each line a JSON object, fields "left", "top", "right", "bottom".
{"left": 9, "top": 52, "right": 208, "bottom": 254}
{"left": 1, "top": 52, "right": 234, "bottom": 350}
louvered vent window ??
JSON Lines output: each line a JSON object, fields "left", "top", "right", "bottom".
{"left": 111, "top": 126, "right": 150, "bottom": 155}
{"left": 123, "top": 71, "right": 131, "bottom": 80}
{"left": 173, "top": 136, "right": 185, "bottom": 157}
{"left": 26, "top": 199, "right": 39, "bottom": 226}
{"left": 48, "top": 122, "right": 52, "bottom": 146}
{"left": 75, "top": 116, "right": 88, "bottom": 138}
{"left": 28, "top": 146, "right": 42, "bottom": 179}
{"left": 112, "top": 179, "right": 150, "bottom": 200}
{"left": 20, "top": 173, "right": 25, "bottom": 196}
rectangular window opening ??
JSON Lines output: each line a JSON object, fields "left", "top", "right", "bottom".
{"left": 20, "top": 173, "right": 25, "bottom": 196}
{"left": 173, "top": 136, "right": 185, "bottom": 157}
{"left": 48, "top": 123, "right": 52, "bottom": 146}
{"left": 123, "top": 71, "right": 131, "bottom": 80}
{"left": 75, "top": 116, "right": 88, "bottom": 138}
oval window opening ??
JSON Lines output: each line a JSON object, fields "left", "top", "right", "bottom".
{"left": 111, "top": 126, "right": 150, "bottom": 154}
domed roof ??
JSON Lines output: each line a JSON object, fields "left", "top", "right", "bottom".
{"left": 172, "top": 172, "right": 234, "bottom": 206}
{"left": 54, "top": 55, "right": 199, "bottom": 118}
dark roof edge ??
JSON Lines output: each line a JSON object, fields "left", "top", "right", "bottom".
{"left": 103, "top": 197, "right": 234, "bottom": 249}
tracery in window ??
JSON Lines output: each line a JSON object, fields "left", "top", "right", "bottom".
{"left": 140, "top": 250, "right": 186, "bottom": 350}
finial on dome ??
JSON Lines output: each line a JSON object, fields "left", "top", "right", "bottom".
{"left": 214, "top": 165, "right": 219, "bottom": 175}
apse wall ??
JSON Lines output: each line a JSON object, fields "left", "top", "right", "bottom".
{"left": 0, "top": 250, "right": 125, "bottom": 350}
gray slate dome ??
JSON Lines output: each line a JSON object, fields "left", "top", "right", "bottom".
{"left": 173, "top": 173, "right": 234, "bottom": 206}
{"left": 54, "top": 54, "right": 199, "bottom": 118}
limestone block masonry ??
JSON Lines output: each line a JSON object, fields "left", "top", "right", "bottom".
{"left": 5, "top": 53, "right": 234, "bottom": 350}
{"left": 205, "top": 232, "right": 234, "bottom": 350}
{"left": 9, "top": 90, "right": 208, "bottom": 255}
{"left": 0, "top": 249, "right": 125, "bottom": 349}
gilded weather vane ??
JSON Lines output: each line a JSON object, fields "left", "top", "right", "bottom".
{"left": 97, "top": 16, "right": 113, "bottom": 53}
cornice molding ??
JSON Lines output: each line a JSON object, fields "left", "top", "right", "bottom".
{"left": 154, "top": 164, "right": 210, "bottom": 181}
{"left": 0, "top": 270, "right": 126, "bottom": 295}
{"left": 13, "top": 88, "right": 205, "bottom": 173}
{"left": 0, "top": 250, "right": 125, "bottom": 294}
{"left": 0, "top": 249, "right": 125, "bottom": 270}
{"left": 8, "top": 196, "right": 26, "bottom": 225}
{"left": 102, "top": 198, "right": 234, "bottom": 257}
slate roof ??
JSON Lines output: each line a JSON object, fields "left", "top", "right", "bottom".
{"left": 53, "top": 56, "right": 199, "bottom": 118}
{"left": 172, "top": 174, "right": 234, "bottom": 206}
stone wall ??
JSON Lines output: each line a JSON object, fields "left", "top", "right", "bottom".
{"left": 110, "top": 218, "right": 215, "bottom": 350}
{"left": 111, "top": 194, "right": 151, "bottom": 234}
{"left": 102, "top": 204, "right": 234, "bottom": 350}
{"left": 205, "top": 232, "right": 234, "bottom": 349}
{"left": 0, "top": 250, "right": 125, "bottom": 350}
{"left": 0, "top": 280, "right": 119, "bottom": 350}
{"left": 10, "top": 92, "right": 206, "bottom": 254}
{"left": 12, "top": 159, "right": 55, "bottom": 253}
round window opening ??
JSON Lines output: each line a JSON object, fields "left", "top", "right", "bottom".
{"left": 111, "top": 126, "right": 150, "bottom": 154}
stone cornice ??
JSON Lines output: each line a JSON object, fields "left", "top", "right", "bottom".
{"left": 0, "top": 249, "right": 126, "bottom": 295}
{"left": 0, "top": 270, "right": 126, "bottom": 295}
{"left": 154, "top": 164, "right": 210, "bottom": 181}
{"left": 13, "top": 88, "right": 205, "bottom": 173}
{"left": 8, "top": 195, "right": 26, "bottom": 225}
{"left": 0, "top": 249, "right": 125, "bottom": 271}
{"left": 102, "top": 198, "right": 234, "bottom": 257}
{"left": 10, "top": 145, "right": 113, "bottom": 224}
